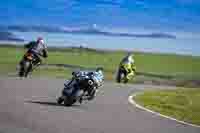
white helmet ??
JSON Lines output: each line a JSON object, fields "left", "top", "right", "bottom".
{"left": 96, "top": 67, "right": 103, "bottom": 73}
{"left": 37, "top": 37, "right": 44, "bottom": 44}
{"left": 127, "top": 52, "right": 134, "bottom": 57}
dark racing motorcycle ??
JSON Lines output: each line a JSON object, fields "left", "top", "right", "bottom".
{"left": 57, "top": 71, "right": 101, "bottom": 106}
{"left": 18, "top": 51, "right": 44, "bottom": 78}
{"left": 18, "top": 52, "right": 36, "bottom": 77}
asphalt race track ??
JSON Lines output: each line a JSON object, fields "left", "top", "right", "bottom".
{"left": 0, "top": 77, "right": 199, "bottom": 133}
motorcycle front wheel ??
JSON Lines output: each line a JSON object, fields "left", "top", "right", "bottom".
{"left": 116, "top": 69, "right": 126, "bottom": 83}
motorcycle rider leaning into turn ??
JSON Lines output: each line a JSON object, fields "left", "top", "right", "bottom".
{"left": 20, "top": 37, "right": 48, "bottom": 67}
{"left": 62, "top": 67, "right": 104, "bottom": 102}
{"left": 118, "top": 52, "right": 136, "bottom": 82}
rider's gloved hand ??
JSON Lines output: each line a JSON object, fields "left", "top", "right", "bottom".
{"left": 72, "top": 71, "right": 75, "bottom": 76}
{"left": 72, "top": 71, "right": 77, "bottom": 77}
{"left": 72, "top": 71, "right": 81, "bottom": 79}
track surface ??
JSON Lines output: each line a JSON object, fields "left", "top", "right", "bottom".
{"left": 0, "top": 77, "right": 199, "bottom": 133}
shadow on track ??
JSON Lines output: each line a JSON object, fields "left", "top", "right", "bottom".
{"left": 27, "top": 100, "right": 63, "bottom": 107}
{"left": 25, "top": 100, "right": 89, "bottom": 110}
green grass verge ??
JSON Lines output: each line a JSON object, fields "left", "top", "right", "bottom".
{"left": 134, "top": 88, "right": 200, "bottom": 125}
{"left": 0, "top": 45, "right": 200, "bottom": 81}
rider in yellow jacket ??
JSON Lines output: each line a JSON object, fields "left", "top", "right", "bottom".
{"left": 119, "top": 53, "right": 136, "bottom": 81}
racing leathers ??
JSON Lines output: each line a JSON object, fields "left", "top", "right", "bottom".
{"left": 119, "top": 54, "right": 136, "bottom": 80}
{"left": 23, "top": 40, "right": 48, "bottom": 65}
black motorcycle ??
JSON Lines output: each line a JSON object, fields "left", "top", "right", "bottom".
{"left": 18, "top": 49, "right": 47, "bottom": 78}
{"left": 18, "top": 52, "right": 40, "bottom": 78}
{"left": 57, "top": 72, "right": 98, "bottom": 106}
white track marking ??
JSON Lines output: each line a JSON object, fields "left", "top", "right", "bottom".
{"left": 128, "top": 93, "right": 200, "bottom": 128}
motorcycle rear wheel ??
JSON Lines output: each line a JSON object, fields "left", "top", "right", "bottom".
{"left": 64, "top": 96, "right": 76, "bottom": 106}
{"left": 116, "top": 70, "right": 122, "bottom": 83}
{"left": 64, "top": 89, "right": 84, "bottom": 106}
{"left": 24, "top": 61, "right": 32, "bottom": 77}
{"left": 18, "top": 60, "right": 32, "bottom": 78}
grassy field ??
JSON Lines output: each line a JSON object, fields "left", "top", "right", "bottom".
{"left": 133, "top": 88, "right": 200, "bottom": 125}
{"left": 0, "top": 44, "right": 200, "bottom": 84}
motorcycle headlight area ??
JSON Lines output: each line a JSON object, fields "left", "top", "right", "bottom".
{"left": 88, "top": 80, "right": 94, "bottom": 85}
